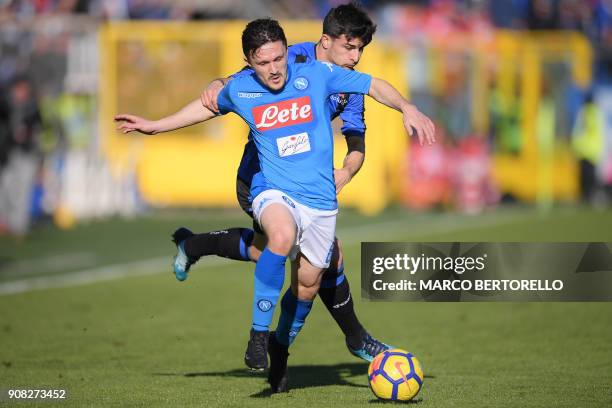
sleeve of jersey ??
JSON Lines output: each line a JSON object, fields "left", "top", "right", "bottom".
{"left": 340, "top": 94, "right": 366, "bottom": 138}
{"left": 322, "top": 63, "right": 372, "bottom": 96}
{"left": 216, "top": 83, "right": 234, "bottom": 115}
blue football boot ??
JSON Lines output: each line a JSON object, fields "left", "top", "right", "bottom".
{"left": 347, "top": 333, "right": 394, "bottom": 362}
{"left": 171, "top": 227, "right": 197, "bottom": 281}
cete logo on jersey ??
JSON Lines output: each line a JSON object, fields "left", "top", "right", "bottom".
{"left": 253, "top": 96, "right": 313, "bottom": 130}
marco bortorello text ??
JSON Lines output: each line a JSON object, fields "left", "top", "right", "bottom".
{"left": 361, "top": 243, "right": 612, "bottom": 302}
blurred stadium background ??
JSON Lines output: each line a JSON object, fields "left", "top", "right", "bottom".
{"left": 1, "top": 0, "right": 612, "bottom": 232}
{"left": 1, "top": 1, "right": 612, "bottom": 406}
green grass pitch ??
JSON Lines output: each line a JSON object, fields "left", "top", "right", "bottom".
{"left": 0, "top": 205, "right": 611, "bottom": 407}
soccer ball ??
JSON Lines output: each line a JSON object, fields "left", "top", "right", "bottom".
{"left": 367, "top": 349, "right": 424, "bottom": 402}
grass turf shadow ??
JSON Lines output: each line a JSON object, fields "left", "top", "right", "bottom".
{"left": 154, "top": 363, "right": 435, "bottom": 398}
{"left": 155, "top": 362, "right": 369, "bottom": 395}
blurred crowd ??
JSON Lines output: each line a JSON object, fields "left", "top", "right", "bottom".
{"left": 1, "top": 0, "right": 611, "bottom": 236}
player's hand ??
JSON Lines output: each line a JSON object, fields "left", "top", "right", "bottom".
{"left": 114, "top": 114, "right": 158, "bottom": 135}
{"left": 200, "top": 79, "right": 226, "bottom": 113}
{"left": 334, "top": 167, "right": 352, "bottom": 194}
{"left": 401, "top": 104, "right": 436, "bottom": 146}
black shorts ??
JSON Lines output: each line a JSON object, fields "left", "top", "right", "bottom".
{"left": 236, "top": 177, "right": 263, "bottom": 234}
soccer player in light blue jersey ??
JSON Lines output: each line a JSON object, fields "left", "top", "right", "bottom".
{"left": 179, "top": 3, "right": 396, "bottom": 369}
{"left": 115, "top": 17, "right": 434, "bottom": 393}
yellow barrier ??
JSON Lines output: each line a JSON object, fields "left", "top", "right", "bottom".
{"left": 99, "top": 21, "right": 407, "bottom": 214}
{"left": 99, "top": 22, "right": 593, "bottom": 213}
{"left": 428, "top": 30, "right": 591, "bottom": 203}
{"left": 492, "top": 31, "right": 591, "bottom": 203}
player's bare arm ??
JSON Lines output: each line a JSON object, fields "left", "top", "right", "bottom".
{"left": 368, "top": 77, "right": 436, "bottom": 146}
{"left": 335, "top": 136, "right": 365, "bottom": 193}
{"left": 201, "top": 77, "right": 231, "bottom": 113}
{"left": 114, "top": 98, "right": 216, "bottom": 135}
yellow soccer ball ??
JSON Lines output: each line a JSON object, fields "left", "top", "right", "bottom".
{"left": 367, "top": 349, "right": 424, "bottom": 402}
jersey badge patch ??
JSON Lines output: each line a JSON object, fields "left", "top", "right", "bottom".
{"left": 293, "top": 77, "right": 309, "bottom": 90}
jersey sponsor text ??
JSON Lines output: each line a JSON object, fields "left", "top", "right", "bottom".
{"left": 253, "top": 96, "right": 313, "bottom": 130}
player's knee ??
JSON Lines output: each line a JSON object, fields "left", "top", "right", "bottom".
{"left": 267, "top": 229, "right": 294, "bottom": 255}
{"left": 296, "top": 281, "right": 319, "bottom": 301}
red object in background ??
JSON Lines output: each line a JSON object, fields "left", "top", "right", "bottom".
{"left": 604, "top": 154, "right": 612, "bottom": 185}
{"left": 452, "top": 136, "right": 499, "bottom": 214}
{"left": 400, "top": 137, "right": 452, "bottom": 210}
{"left": 400, "top": 135, "right": 499, "bottom": 212}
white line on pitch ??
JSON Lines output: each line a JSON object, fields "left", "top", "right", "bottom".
{"left": 0, "top": 210, "right": 530, "bottom": 296}
{"left": 0, "top": 256, "right": 232, "bottom": 296}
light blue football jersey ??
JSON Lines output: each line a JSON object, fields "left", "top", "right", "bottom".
{"left": 235, "top": 42, "right": 366, "bottom": 185}
{"left": 217, "top": 59, "right": 371, "bottom": 211}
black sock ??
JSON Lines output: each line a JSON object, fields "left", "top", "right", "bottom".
{"left": 318, "top": 269, "right": 366, "bottom": 350}
{"left": 184, "top": 228, "right": 253, "bottom": 261}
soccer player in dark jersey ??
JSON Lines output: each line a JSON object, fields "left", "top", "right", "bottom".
{"left": 174, "top": 2, "right": 396, "bottom": 367}
{"left": 115, "top": 17, "right": 435, "bottom": 393}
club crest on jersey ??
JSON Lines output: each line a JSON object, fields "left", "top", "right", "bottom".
{"left": 293, "top": 77, "right": 309, "bottom": 90}
{"left": 252, "top": 96, "right": 313, "bottom": 130}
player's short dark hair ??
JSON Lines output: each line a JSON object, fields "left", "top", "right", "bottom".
{"left": 242, "top": 18, "right": 287, "bottom": 59}
{"left": 322, "top": 2, "right": 377, "bottom": 47}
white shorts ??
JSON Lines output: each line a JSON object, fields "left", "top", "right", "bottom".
{"left": 252, "top": 189, "right": 337, "bottom": 269}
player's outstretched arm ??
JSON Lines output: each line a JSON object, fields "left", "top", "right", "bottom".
{"left": 368, "top": 78, "right": 436, "bottom": 146}
{"left": 114, "top": 98, "right": 216, "bottom": 135}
